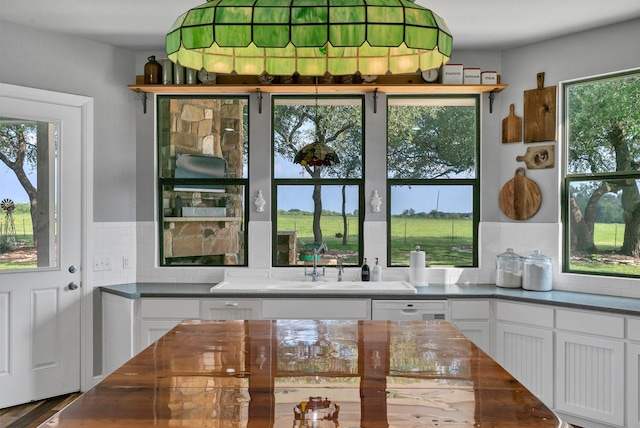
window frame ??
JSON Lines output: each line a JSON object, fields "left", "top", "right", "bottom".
{"left": 271, "top": 94, "right": 366, "bottom": 267}
{"left": 156, "top": 94, "right": 250, "bottom": 267}
{"left": 561, "top": 69, "right": 640, "bottom": 278}
{"left": 385, "top": 94, "right": 481, "bottom": 267}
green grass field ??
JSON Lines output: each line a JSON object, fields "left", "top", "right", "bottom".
{"left": 277, "top": 214, "right": 474, "bottom": 266}
{"left": 0, "top": 209, "right": 33, "bottom": 241}
{"left": 568, "top": 221, "right": 639, "bottom": 275}
{"left": 0, "top": 209, "right": 36, "bottom": 269}
{"left": 589, "top": 223, "right": 628, "bottom": 250}
{"left": 278, "top": 214, "right": 638, "bottom": 274}
{"left": 2, "top": 207, "right": 637, "bottom": 275}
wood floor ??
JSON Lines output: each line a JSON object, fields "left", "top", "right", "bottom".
{"left": 0, "top": 393, "right": 81, "bottom": 428}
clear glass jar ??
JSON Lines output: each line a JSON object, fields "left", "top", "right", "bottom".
{"left": 495, "top": 248, "right": 523, "bottom": 288}
{"left": 523, "top": 250, "right": 552, "bottom": 291}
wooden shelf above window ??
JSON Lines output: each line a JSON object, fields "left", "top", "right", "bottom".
{"left": 129, "top": 74, "right": 506, "bottom": 113}
{"left": 129, "top": 82, "right": 507, "bottom": 95}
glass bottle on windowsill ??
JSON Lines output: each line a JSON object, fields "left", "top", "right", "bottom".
{"left": 361, "top": 258, "right": 370, "bottom": 281}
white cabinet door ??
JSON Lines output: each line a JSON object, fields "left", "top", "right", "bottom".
{"left": 201, "top": 299, "right": 261, "bottom": 320}
{"left": 140, "top": 320, "right": 186, "bottom": 348}
{"left": 454, "top": 322, "right": 491, "bottom": 354}
{"left": 449, "top": 300, "right": 492, "bottom": 354}
{"left": 102, "top": 293, "right": 136, "bottom": 376}
{"left": 495, "top": 322, "right": 554, "bottom": 407}
{"left": 494, "top": 301, "right": 554, "bottom": 408}
{"left": 629, "top": 342, "right": 640, "bottom": 428}
{"left": 138, "top": 299, "right": 200, "bottom": 351}
{"left": 555, "top": 331, "right": 625, "bottom": 426}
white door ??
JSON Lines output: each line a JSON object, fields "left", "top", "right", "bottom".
{"left": 0, "top": 85, "right": 87, "bottom": 408}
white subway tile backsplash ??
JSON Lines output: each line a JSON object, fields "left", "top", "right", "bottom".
{"left": 92, "top": 222, "right": 137, "bottom": 287}
{"left": 363, "top": 221, "right": 386, "bottom": 265}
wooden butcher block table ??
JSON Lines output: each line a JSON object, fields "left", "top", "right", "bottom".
{"left": 41, "top": 320, "right": 571, "bottom": 427}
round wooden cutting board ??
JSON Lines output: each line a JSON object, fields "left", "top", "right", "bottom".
{"left": 499, "top": 168, "right": 541, "bottom": 220}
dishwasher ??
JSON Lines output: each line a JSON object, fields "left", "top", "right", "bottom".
{"left": 371, "top": 300, "right": 448, "bottom": 320}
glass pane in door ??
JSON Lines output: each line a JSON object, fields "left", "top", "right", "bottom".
{"left": 0, "top": 116, "right": 58, "bottom": 270}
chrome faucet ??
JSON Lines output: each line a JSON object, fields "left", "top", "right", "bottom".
{"left": 304, "top": 242, "right": 326, "bottom": 282}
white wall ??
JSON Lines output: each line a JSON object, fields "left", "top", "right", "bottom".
{"left": 0, "top": 20, "right": 139, "bottom": 223}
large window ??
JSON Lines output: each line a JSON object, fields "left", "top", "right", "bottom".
{"left": 387, "top": 96, "right": 480, "bottom": 267}
{"left": 563, "top": 70, "right": 640, "bottom": 277}
{"left": 157, "top": 96, "right": 249, "bottom": 266}
{"left": 272, "top": 96, "right": 363, "bottom": 267}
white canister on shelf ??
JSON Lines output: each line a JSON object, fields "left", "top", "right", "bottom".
{"left": 522, "top": 250, "right": 552, "bottom": 291}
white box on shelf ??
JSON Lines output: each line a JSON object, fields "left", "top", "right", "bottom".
{"left": 463, "top": 68, "right": 481, "bottom": 84}
{"left": 441, "top": 64, "right": 463, "bottom": 84}
{"left": 182, "top": 207, "right": 227, "bottom": 217}
{"left": 481, "top": 71, "right": 498, "bottom": 84}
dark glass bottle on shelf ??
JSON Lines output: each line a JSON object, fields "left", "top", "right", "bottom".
{"left": 361, "top": 258, "right": 370, "bottom": 281}
{"left": 144, "top": 55, "right": 162, "bottom": 84}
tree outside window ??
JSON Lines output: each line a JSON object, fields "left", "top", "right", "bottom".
{"left": 272, "top": 96, "right": 363, "bottom": 267}
{"left": 564, "top": 70, "right": 640, "bottom": 277}
{"left": 387, "top": 96, "right": 480, "bottom": 267}
{"left": 1, "top": 118, "right": 57, "bottom": 269}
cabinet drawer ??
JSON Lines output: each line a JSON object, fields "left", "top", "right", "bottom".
{"left": 556, "top": 308, "right": 624, "bottom": 339}
{"left": 201, "top": 299, "right": 261, "bottom": 320}
{"left": 140, "top": 298, "right": 200, "bottom": 319}
{"left": 450, "top": 300, "right": 491, "bottom": 320}
{"left": 262, "top": 299, "right": 370, "bottom": 319}
{"left": 629, "top": 317, "right": 640, "bottom": 341}
{"left": 496, "top": 301, "right": 554, "bottom": 328}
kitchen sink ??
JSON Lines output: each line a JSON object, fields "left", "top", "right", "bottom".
{"left": 210, "top": 280, "right": 417, "bottom": 294}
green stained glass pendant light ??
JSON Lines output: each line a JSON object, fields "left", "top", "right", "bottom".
{"left": 166, "top": 0, "right": 453, "bottom": 76}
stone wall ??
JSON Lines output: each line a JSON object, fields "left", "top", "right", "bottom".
{"left": 160, "top": 98, "right": 246, "bottom": 265}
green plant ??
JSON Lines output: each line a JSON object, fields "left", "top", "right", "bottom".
{"left": 0, "top": 237, "right": 14, "bottom": 253}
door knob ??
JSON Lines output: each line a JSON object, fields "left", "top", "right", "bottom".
{"left": 68, "top": 265, "right": 78, "bottom": 273}
{"left": 68, "top": 282, "right": 79, "bottom": 290}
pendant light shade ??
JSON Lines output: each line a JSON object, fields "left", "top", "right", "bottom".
{"left": 294, "top": 142, "right": 340, "bottom": 166}
{"left": 166, "top": 0, "right": 453, "bottom": 76}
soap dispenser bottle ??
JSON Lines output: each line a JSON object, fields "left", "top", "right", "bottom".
{"left": 361, "top": 258, "right": 370, "bottom": 281}
{"left": 372, "top": 258, "right": 382, "bottom": 282}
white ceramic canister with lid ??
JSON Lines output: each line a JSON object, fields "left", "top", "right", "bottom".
{"left": 522, "top": 250, "right": 552, "bottom": 291}
{"left": 495, "top": 248, "right": 523, "bottom": 288}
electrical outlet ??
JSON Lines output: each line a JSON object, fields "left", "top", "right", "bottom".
{"left": 93, "top": 256, "right": 112, "bottom": 271}
{"left": 122, "top": 255, "right": 134, "bottom": 269}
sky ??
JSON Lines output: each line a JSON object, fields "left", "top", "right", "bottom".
{"left": 275, "top": 184, "right": 472, "bottom": 215}
{"left": 2, "top": 154, "right": 473, "bottom": 214}
{"left": 274, "top": 155, "right": 473, "bottom": 214}
{"left": 1, "top": 166, "right": 34, "bottom": 204}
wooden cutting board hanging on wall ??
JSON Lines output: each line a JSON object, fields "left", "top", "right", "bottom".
{"left": 502, "top": 104, "right": 522, "bottom": 143}
{"left": 499, "top": 168, "right": 542, "bottom": 220}
{"left": 524, "top": 72, "right": 557, "bottom": 143}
